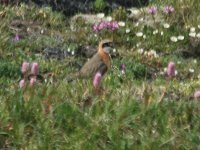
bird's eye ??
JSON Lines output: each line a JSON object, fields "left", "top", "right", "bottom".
{"left": 103, "top": 42, "right": 113, "bottom": 48}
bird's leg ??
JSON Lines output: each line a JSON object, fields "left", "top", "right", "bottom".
{"left": 94, "top": 87, "right": 101, "bottom": 95}
{"left": 94, "top": 86, "right": 105, "bottom": 95}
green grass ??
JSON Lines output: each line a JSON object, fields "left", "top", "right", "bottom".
{"left": 0, "top": 1, "right": 200, "bottom": 149}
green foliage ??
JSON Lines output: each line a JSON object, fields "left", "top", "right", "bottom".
{"left": 0, "top": 61, "right": 20, "bottom": 79}
{"left": 112, "top": 7, "right": 127, "bottom": 21}
{"left": 94, "top": 0, "right": 106, "bottom": 12}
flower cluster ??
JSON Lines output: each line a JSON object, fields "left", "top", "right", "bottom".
{"left": 93, "top": 72, "right": 102, "bottom": 89}
{"left": 13, "top": 34, "right": 20, "bottom": 42}
{"left": 19, "top": 62, "right": 39, "bottom": 88}
{"left": 194, "top": 91, "right": 200, "bottom": 100}
{"left": 188, "top": 27, "right": 200, "bottom": 38}
{"left": 167, "top": 62, "right": 175, "bottom": 77}
{"left": 147, "top": 6, "right": 157, "bottom": 15}
{"left": 119, "top": 64, "right": 126, "bottom": 74}
{"left": 147, "top": 5, "right": 175, "bottom": 15}
{"left": 92, "top": 21, "right": 119, "bottom": 32}
{"left": 163, "top": 5, "right": 175, "bottom": 14}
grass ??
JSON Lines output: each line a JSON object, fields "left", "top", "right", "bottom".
{"left": 0, "top": 0, "right": 200, "bottom": 149}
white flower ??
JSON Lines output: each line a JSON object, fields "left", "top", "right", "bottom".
{"left": 189, "top": 32, "right": 196, "bottom": 37}
{"left": 143, "top": 35, "right": 146, "bottom": 39}
{"left": 106, "top": 16, "right": 112, "bottom": 21}
{"left": 97, "top": 13, "right": 105, "bottom": 18}
{"left": 153, "top": 29, "right": 158, "bottom": 35}
{"left": 177, "top": 35, "right": 184, "bottom": 40}
{"left": 177, "top": 61, "right": 181, "bottom": 64}
{"left": 160, "top": 71, "right": 164, "bottom": 75}
{"left": 40, "top": 29, "right": 44, "bottom": 34}
{"left": 113, "top": 48, "right": 116, "bottom": 53}
{"left": 189, "top": 68, "right": 194, "bottom": 73}
{"left": 136, "top": 32, "right": 143, "bottom": 37}
{"left": 193, "top": 59, "right": 197, "bottom": 64}
{"left": 134, "top": 22, "right": 139, "bottom": 27}
{"left": 139, "top": 18, "right": 144, "bottom": 22}
{"left": 164, "top": 67, "right": 167, "bottom": 72}
{"left": 137, "top": 48, "right": 144, "bottom": 54}
{"left": 144, "top": 51, "right": 148, "bottom": 56}
{"left": 132, "top": 9, "right": 140, "bottom": 15}
{"left": 185, "top": 25, "right": 190, "bottom": 29}
{"left": 163, "top": 23, "right": 170, "bottom": 28}
{"left": 71, "top": 51, "right": 75, "bottom": 55}
{"left": 67, "top": 48, "right": 71, "bottom": 52}
{"left": 160, "top": 31, "right": 164, "bottom": 36}
{"left": 126, "top": 28, "right": 131, "bottom": 33}
{"left": 196, "top": 33, "right": 200, "bottom": 38}
{"left": 27, "top": 27, "right": 31, "bottom": 32}
{"left": 198, "top": 25, "right": 200, "bottom": 29}
{"left": 175, "top": 70, "right": 178, "bottom": 75}
{"left": 136, "top": 42, "right": 141, "bottom": 47}
{"left": 118, "top": 21, "right": 125, "bottom": 27}
{"left": 170, "top": 36, "right": 178, "bottom": 42}
{"left": 190, "top": 27, "right": 195, "bottom": 32}
{"left": 148, "top": 49, "right": 158, "bottom": 58}
{"left": 39, "top": 9, "right": 43, "bottom": 14}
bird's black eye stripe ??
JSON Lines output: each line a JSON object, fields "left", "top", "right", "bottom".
{"left": 102, "top": 42, "right": 113, "bottom": 48}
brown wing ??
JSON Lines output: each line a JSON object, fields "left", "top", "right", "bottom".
{"left": 79, "top": 53, "right": 107, "bottom": 78}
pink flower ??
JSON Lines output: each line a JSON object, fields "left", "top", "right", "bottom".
{"left": 30, "top": 78, "right": 36, "bottom": 87}
{"left": 31, "top": 62, "right": 39, "bottom": 76}
{"left": 111, "top": 21, "right": 119, "bottom": 30}
{"left": 93, "top": 72, "right": 102, "bottom": 89}
{"left": 167, "top": 62, "right": 175, "bottom": 77}
{"left": 194, "top": 91, "right": 200, "bottom": 99}
{"left": 98, "top": 22, "right": 106, "bottom": 30}
{"left": 21, "top": 62, "right": 29, "bottom": 74}
{"left": 163, "top": 5, "right": 175, "bottom": 14}
{"left": 148, "top": 6, "right": 157, "bottom": 15}
{"left": 92, "top": 21, "right": 119, "bottom": 32}
{"left": 19, "top": 79, "right": 25, "bottom": 88}
{"left": 93, "top": 24, "right": 99, "bottom": 32}
{"left": 119, "top": 64, "right": 125, "bottom": 71}
{"left": 14, "top": 34, "right": 20, "bottom": 42}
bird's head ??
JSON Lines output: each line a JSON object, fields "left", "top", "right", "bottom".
{"left": 98, "top": 39, "right": 114, "bottom": 54}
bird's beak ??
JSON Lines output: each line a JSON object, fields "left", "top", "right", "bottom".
{"left": 110, "top": 43, "right": 114, "bottom": 48}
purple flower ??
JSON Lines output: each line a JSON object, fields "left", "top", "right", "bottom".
{"left": 148, "top": 6, "right": 157, "bottom": 15}
{"left": 19, "top": 79, "right": 25, "bottom": 88}
{"left": 93, "top": 24, "right": 99, "bottom": 32}
{"left": 93, "top": 72, "right": 102, "bottom": 89}
{"left": 14, "top": 34, "right": 20, "bottom": 41}
{"left": 21, "top": 62, "right": 29, "bottom": 75}
{"left": 119, "top": 64, "right": 125, "bottom": 71}
{"left": 30, "top": 78, "right": 36, "bottom": 87}
{"left": 163, "top": 5, "right": 175, "bottom": 14}
{"left": 111, "top": 21, "right": 119, "bottom": 30}
{"left": 92, "top": 21, "right": 119, "bottom": 32}
{"left": 167, "top": 62, "right": 175, "bottom": 77}
{"left": 119, "top": 64, "right": 125, "bottom": 74}
{"left": 98, "top": 22, "right": 107, "bottom": 30}
{"left": 194, "top": 91, "right": 200, "bottom": 99}
{"left": 31, "top": 62, "right": 39, "bottom": 76}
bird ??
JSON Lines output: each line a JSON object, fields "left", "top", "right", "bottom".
{"left": 66, "top": 39, "right": 114, "bottom": 81}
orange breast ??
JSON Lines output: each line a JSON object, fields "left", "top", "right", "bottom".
{"left": 98, "top": 47, "right": 111, "bottom": 68}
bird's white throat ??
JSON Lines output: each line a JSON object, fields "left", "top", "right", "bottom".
{"left": 104, "top": 47, "right": 112, "bottom": 53}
